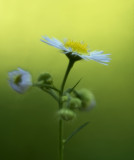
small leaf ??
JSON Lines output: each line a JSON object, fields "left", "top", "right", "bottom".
{"left": 64, "top": 121, "right": 89, "bottom": 144}
{"left": 65, "top": 78, "right": 82, "bottom": 94}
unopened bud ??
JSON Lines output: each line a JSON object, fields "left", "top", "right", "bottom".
{"left": 61, "top": 96, "right": 68, "bottom": 102}
{"left": 68, "top": 97, "right": 82, "bottom": 110}
{"left": 38, "top": 73, "right": 53, "bottom": 85}
{"left": 75, "top": 89, "right": 96, "bottom": 111}
{"left": 58, "top": 108, "right": 76, "bottom": 121}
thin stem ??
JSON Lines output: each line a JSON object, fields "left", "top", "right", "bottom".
{"left": 34, "top": 83, "right": 60, "bottom": 93}
{"left": 59, "top": 118, "right": 63, "bottom": 160}
{"left": 41, "top": 88, "right": 59, "bottom": 102}
{"left": 59, "top": 59, "right": 75, "bottom": 160}
{"left": 60, "top": 60, "right": 74, "bottom": 95}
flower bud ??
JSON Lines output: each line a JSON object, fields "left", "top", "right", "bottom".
{"left": 75, "top": 89, "right": 96, "bottom": 111}
{"left": 58, "top": 108, "right": 76, "bottom": 121}
{"left": 68, "top": 97, "right": 82, "bottom": 110}
{"left": 8, "top": 68, "right": 32, "bottom": 94}
{"left": 61, "top": 96, "right": 68, "bottom": 102}
{"left": 38, "top": 73, "right": 53, "bottom": 85}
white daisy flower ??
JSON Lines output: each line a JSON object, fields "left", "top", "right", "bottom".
{"left": 8, "top": 68, "right": 32, "bottom": 94}
{"left": 41, "top": 36, "right": 111, "bottom": 65}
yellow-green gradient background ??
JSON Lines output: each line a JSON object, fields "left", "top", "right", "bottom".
{"left": 0, "top": 0, "right": 134, "bottom": 160}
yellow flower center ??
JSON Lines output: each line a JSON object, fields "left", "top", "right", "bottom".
{"left": 64, "top": 40, "right": 88, "bottom": 54}
{"left": 14, "top": 74, "right": 22, "bottom": 84}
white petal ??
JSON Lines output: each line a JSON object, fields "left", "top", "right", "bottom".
{"left": 41, "top": 36, "right": 62, "bottom": 49}
{"left": 41, "top": 36, "right": 69, "bottom": 53}
{"left": 83, "top": 51, "right": 111, "bottom": 65}
{"left": 52, "top": 38, "right": 63, "bottom": 46}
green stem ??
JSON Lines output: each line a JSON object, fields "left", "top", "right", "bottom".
{"left": 41, "top": 88, "right": 59, "bottom": 102}
{"left": 59, "top": 59, "right": 75, "bottom": 160}
{"left": 61, "top": 60, "right": 74, "bottom": 95}
{"left": 59, "top": 118, "right": 63, "bottom": 160}
{"left": 34, "top": 83, "right": 60, "bottom": 93}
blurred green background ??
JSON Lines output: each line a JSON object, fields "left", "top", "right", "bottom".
{"left": 0, "top": 0, "right": 134, "bottom": 160}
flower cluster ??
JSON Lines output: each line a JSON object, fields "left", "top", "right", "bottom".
{"left": 8, "top": 35, "right": 111, "bottom": 121}
{"left": 8, "top": 35, "right": 111, "bottom": 160}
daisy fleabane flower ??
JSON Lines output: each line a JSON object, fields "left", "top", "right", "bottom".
{"left": 8, "top": 68, "right": 32, "bottom": 94}
{"left": 41, "top": 36, "right": 111, "bottom": 65}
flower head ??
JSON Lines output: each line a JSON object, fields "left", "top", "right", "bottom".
{"left": 8, "top": 68, "right": 32, "bottom": 94}
{"left": 41, "top": 36, "right": 111, "bottom": 65}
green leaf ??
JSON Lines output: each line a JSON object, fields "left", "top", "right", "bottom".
{"left": 65, "top": 78, "right": 82, "bottom": 94}
{"left": 64, "top": 121, "right": 89, "bottom": 145}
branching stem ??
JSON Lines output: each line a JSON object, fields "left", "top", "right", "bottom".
{"left": 59, "top": 59, "right": 74, "bottom": 160}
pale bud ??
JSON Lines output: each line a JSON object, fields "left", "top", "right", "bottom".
{"left": 8, "top": 68, "right": 32, "bottom": 94}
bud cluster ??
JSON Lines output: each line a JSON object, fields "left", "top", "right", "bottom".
{"left": 8, "top": 69, "right": 96, "bottom": 122}
{"left": 58, "top": 88, "right": 96, "bottom": 121}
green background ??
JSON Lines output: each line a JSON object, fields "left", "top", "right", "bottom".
{"left": 0, "top": 0, "right": 134, "bottom": 159}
